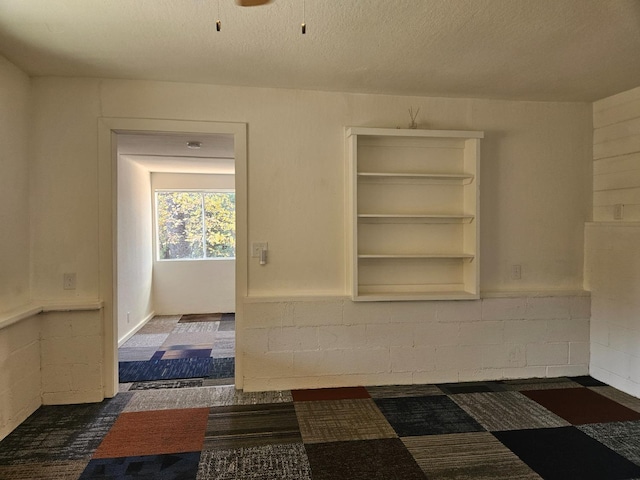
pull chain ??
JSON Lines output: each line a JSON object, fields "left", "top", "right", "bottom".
{"left": 301, "top": 0, "right": 306, "bottom": 34}
{"left": 216, "top": 0, "right": 221, "bottom": 31}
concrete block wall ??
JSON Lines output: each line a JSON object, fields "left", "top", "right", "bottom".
{"left": 0, "top": 307, "right": 104, "bottom": 441}
{"left": 40, "top": 310, "right": 104, "bottom": 405}
{"left": 0, "top": 315, "right": 41, "bottom": 441}
{"left": 241, "top": 294, "right": 590, "bottom": 392}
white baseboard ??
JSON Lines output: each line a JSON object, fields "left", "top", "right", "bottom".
{"left": 118, "top": 311, "right": 155, "bottom": 347}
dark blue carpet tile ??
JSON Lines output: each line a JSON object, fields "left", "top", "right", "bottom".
{"left": 79, "top": 452, "right": 201, "bottom": 479}
{"left": 305, "top": 438, "right": 427, "bottom": 480}
{"left": 206, "top": 357, "right": 235, "bottom": 379}
{"left": 118, "top": 358, "right": 214, "bottom": 383}
{"left": 374, "top": 395, "right": 485, "bottom": 437}
{"left": 494, "top": 426, "right": 640, "bottom": 480}
{"left": 0, "top": 393, "right": 133, "bottom": 464}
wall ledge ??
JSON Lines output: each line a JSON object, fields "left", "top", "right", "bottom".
{"left": 586, "top": 222, "right": 640, "bottom": 228}
{"left": 0, "top": 299, "right": 103, "bottom": 331}
{"left": 243, "top": 291, "right": 589, "bottom": 303}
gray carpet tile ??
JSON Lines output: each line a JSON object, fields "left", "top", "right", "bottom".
{"left": 180, "top": 313, "right": 223, "bottom": 323}
{"left": 203, "top": 377, "right": 236, "bottom": 387}
{"left": 117, "top": 346, "right": 158, "bottom": 362}
{"left": 0, "top": 393, "right": 133, "bottom": 463}
{"left": 451, "top": 391, "right": 570, "bottom": 431}
{"left": 218, "top": 320, "right": 235, "bottom": 331}
{"left": 120, "top": 333, "right": 170, "bottom": 348}
{"left": 172, "top": 321, "right": 220, "bottom": 334}
{"left": 366, "top": 384, "right": 443, "bottom": 398}
{"left": 118, "top": 382, "right": 133, "bottom": 392}
{"left": 589, "top": 386, "right": 640, "bottom": 413}
{"left": 500, "top": 377, "right": 582, "bottom": 391}
{"left": 374, "top": 395, "right": 484, "bottom": 437}
{"left": 579, "top": 421, "right": 640, "bottom": 466}
{"left": 123, "top": 386, "right": 292, "bottom": 412}
{"left": 203, "top": 403, "right": 302, "bottom": 449}
{"left": 294, "top": 399, "right": 396, "bottom": 444}
{"left": 130, "top": 379, "right": 205, "bottom": 390}
{"left": 402, "top": 432, "right": 542, "bottom": 479}
{"left": 438, "top": 381, "right": 507, "bottom": 395}
{"left": 0, "top": 460, "right": 89, "bottom": 479}
{"left": 197, "top": 443, "right": 311, "bottom": 480}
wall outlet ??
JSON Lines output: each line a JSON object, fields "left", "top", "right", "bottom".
{"left": 614, "top": 203, "right": 624, "bottom": 220}
{"left": 251, "top": 242, "right": 268, "bottom": 258}
{"left": 63, "top": 272, "right": 77, "bottom": 290}
{"left": 511, "top": 265, "right": 522, "bottom": 280}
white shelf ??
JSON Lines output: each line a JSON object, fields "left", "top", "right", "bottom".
{"left": 358, "top": 214, "right": 474, "bottom": 224}
{"left": 358, "top": 172, "right": 474, "bottom": 185}
{"left": 358, "top": 253, "right": 475, "bottom": 260}
{"left": 347, "top": 127, "right": 482, "bottom": 302}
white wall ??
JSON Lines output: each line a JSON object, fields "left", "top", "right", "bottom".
{"left": 587, "top": 85, "right": 640, "bottom": 397}
{"left": 117, "top": 157, "right": 154, "bottom": 343}
{"left": 151, "top": 173, "right": 235, "bottom": 315}
{"left": 27, "top": 77, "right": 593, "bottom": 391}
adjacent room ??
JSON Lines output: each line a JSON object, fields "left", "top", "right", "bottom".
{"left": 0, "top": 0, "right": 639, "bottom": 478}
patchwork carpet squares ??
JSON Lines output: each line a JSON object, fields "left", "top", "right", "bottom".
{"left": 118, "top": 314, "right": 235, "bottom": 383}
{"left": 4, "top": 377, "right": 640, "bottom": 478}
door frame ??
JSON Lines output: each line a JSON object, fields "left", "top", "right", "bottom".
{"left": 98, "top": 118, "right": 247, "bottom": 397}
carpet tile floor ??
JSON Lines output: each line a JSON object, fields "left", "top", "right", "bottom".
{"left": 3, "top": 377, "right": 640, "bottom": 478}
{"left": 3, "top": 315, "right": 640, "bottom": 479}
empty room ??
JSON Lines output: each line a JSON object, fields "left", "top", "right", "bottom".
{"left": 1, "top": 1, "right": 640, "bottom": 478}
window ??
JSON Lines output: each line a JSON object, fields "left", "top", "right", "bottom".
{"left": 156, "top": 190, "right": 235, "bottom": 260}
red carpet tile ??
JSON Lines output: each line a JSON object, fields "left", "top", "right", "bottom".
{"left": 93, "top": 408, "right": 209, "bottom": 458}
{"left": 292, "top": 387, "right": 371, "bottom": 402}
{"left": 523, "top": 388, "right": 640, "bottom": 425}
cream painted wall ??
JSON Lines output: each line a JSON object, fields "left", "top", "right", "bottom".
{"left": 25, "top": 77, "right": 593, "bottom": 392}
{"left": 151, "top": 173, "right": 235, "bottom": 315}
{"left": 0, "top": 56, "right": 30, "bottom": 312}
{"left": 0, "top": 57, "right": 41, "bottom": 441}
{"left": 30, "top": 78, "right": 592, "bottom": 301}
{"left": 586, "top": 85, "right": 640, "bottom": 397}
{"left": 593, "top": 86, "right": 640, "bottom": 221}
{"left": 117, "top": 157, "right": 154, "bottom": 343}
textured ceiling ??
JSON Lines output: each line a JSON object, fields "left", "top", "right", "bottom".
{"left": 1, "top": 0, "right": 639, "bottom": 102}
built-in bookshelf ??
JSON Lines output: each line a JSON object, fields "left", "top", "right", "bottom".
{"left": 346, "top": 127, "right": 483, "bottom": 301}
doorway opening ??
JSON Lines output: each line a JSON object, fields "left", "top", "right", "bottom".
{"left": 98, "top": 119, "right": 247, "bottom": 397}
{"left": 116, "top": 132, "right": 236, "bottom": 389}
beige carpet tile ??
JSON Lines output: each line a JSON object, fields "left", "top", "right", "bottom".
{"left": 589, "top": 386, "right": 640, "bottom": 413}
{"left": 402, "top": 432, "right": 542, "bottom": 479}
{"left": 366, "top": 384, "right": 443, "bottom": 398}
{"left": 120, "top": 333, "right": 170, "bottom": 348}
{"left": 451, "top": 391, "right": 570, "bottom": 431}
{"left": 160, "top": 332, "right": 217, "bottom": 348}
{"left": 203, "top": 403, "right": 302, "bottom": 450}
{"left": 0, "top": 460, "right": 89, "bottom": 479}
{"left": 294, "top": 399, "right": 396, "bottom": 444}
{"left": 137, "top": 317, "right": 180, "bottom": 334}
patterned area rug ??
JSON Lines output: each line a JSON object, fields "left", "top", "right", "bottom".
{"left": 118, "top": 313, "right": 235, "bottom": 384}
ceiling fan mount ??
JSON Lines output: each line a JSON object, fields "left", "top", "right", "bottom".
{"left": 236, "top": 0, "right": 273, "bottom": 6}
